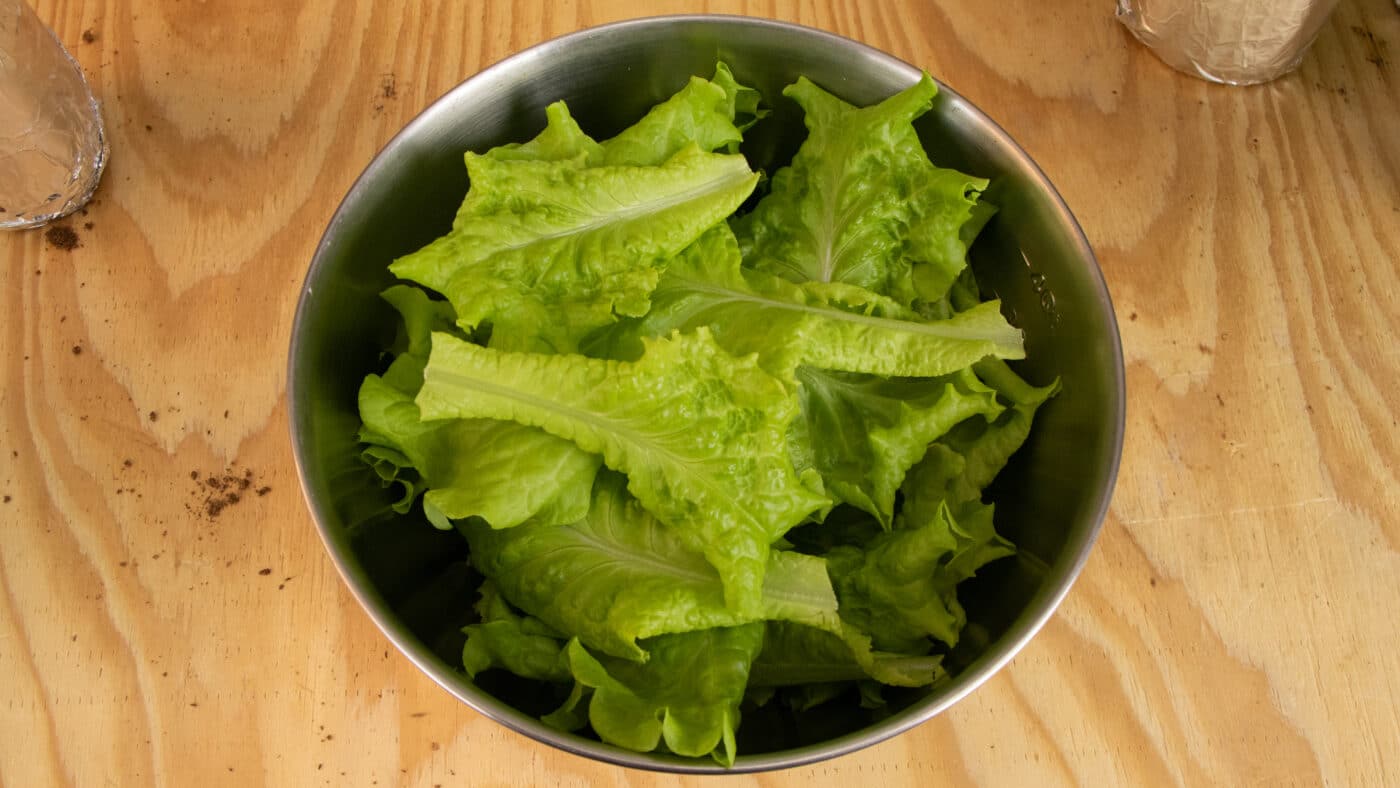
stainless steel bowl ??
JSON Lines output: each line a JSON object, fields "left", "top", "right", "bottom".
{"left": 289, "top": 15, "right": 1125, "bottom": 773}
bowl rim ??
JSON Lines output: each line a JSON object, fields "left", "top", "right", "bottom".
{"left": 289, "top": 12, "right": 1126, "bottom": 774}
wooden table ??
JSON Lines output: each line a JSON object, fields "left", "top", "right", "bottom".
{"left": 4, "top": 1, "right": 1398, "bottom": 785}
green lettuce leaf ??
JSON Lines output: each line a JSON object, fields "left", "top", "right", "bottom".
{"left": 903, "top": 167, "right": 996, "bottom": 304}
{"left": 390, "top": 144, "right": 758, "bottom": 354}
{"left": 356, "top": 286, "right": 458, "bottom": 512}
{"left": 357, "top": 442, "right": 421, "bottom": 513}
{"left": 975, "top": 356, "right": 1062, "bottom": 410}
{"left": 734, "top": 73, "right": 989, "bottom": 306}
{"left": 902, "top": 358, "right": 1061, "bottom": 521}
{"left": 793, "top": 367, "right": 1003, "bottom": 525}
{"left": 710, "top": 62, "right": 767, "bottom": 135}
{"left": 374, "top": 284, "right": 460, "bottom": 392}
{"left": 461, "top": 581, "right": 570, "bottom": 683}
{"left": 476, "top": 61, "right": 760, "bottom": 167}
{"left": 825, "top": 499, "right": 1011, "bottom": 652}
{"left": 419, "top": 329, "right": 828, "bottom": 615}
{"left": 463, "top": 472, "right": 838, "bottom": 662}
{"left": 358, "top": 375, "right": 600, "bottom": 529}
{"left": 583, "top": 223, "right": 1023, "bottom": 377}
{"left": 357, "top": 287, "right": 600, "bottom": 528}
{"left": 749, "top": 621, "right": 944, "bottom": 689}
{"left": 791, "top": 279, "right": 920, "bottom": 320}
{"left": 578, "top": 224, "right": 813, "bottom": 367}
{"left": 930, "top": 262, "right": 983, "bottom": 322}
{"left": 896, "top": 445, "right": 1019, "bottom": 593}
{"left": 541, "top": 681, "right": 592, "bottom": 732}
{"left": 895, "top": 444, "right": 1017, "bottom": 592}
{"left": 797, "top": 299, "right": 1023, "bottom": 377}
{"left": 599, "top": 63, "right": 765, "bottom": 166}
{"left": 478, "top": 101, "right": 603, "bottom": 167}
{"left": 408, "top": 64, "right": 766, "bottom": 354}
{"left": 560, "top": 624, "right": 764, "bottom": 766}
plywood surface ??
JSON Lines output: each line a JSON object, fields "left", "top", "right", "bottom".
{"left": 3, "top": 1, "right": 1398, "bottom": 785}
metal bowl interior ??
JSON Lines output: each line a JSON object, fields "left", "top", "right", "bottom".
{"left": 288, "top": 15, "right": 1125, "bottom": 773}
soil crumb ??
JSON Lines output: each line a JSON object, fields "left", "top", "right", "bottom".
{"left": 189, "top": 466, "right": 269, "bottom": 520}
{"left": 45, "top": 225, "right": 79, "bottom": 251}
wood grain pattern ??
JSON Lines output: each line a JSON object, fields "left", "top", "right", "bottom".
{"left": 3, "top": 0, "right": 1398, "bottom": 785}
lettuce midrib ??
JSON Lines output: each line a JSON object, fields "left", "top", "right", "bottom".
{"left": 424, "top": 365, "right": 770, "bottom": 535}
{"left": 521, "top": 535, "right": 836, "bottom": 627}
{"left": 488, "top": 165, "right": 756, "bottom": 253}
{"left": 474, "top": 455, "right": 834, "bottom": 624}
{"left": 667, "top": 276, "right": 1019, "bottom": 343}
{"left": 523, "top": 529, "right": 720, "bottom": 589}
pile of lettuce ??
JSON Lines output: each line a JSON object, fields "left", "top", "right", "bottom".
{"left": 356, "top": 64, "right": 1058, "bottom": 765}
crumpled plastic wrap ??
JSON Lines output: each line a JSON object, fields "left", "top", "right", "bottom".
{"left": 1116, "top": 0, "right": 1340, "bottom": 85}
{"left": 0, "top": 0, "right": 108, "bottom": 229}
